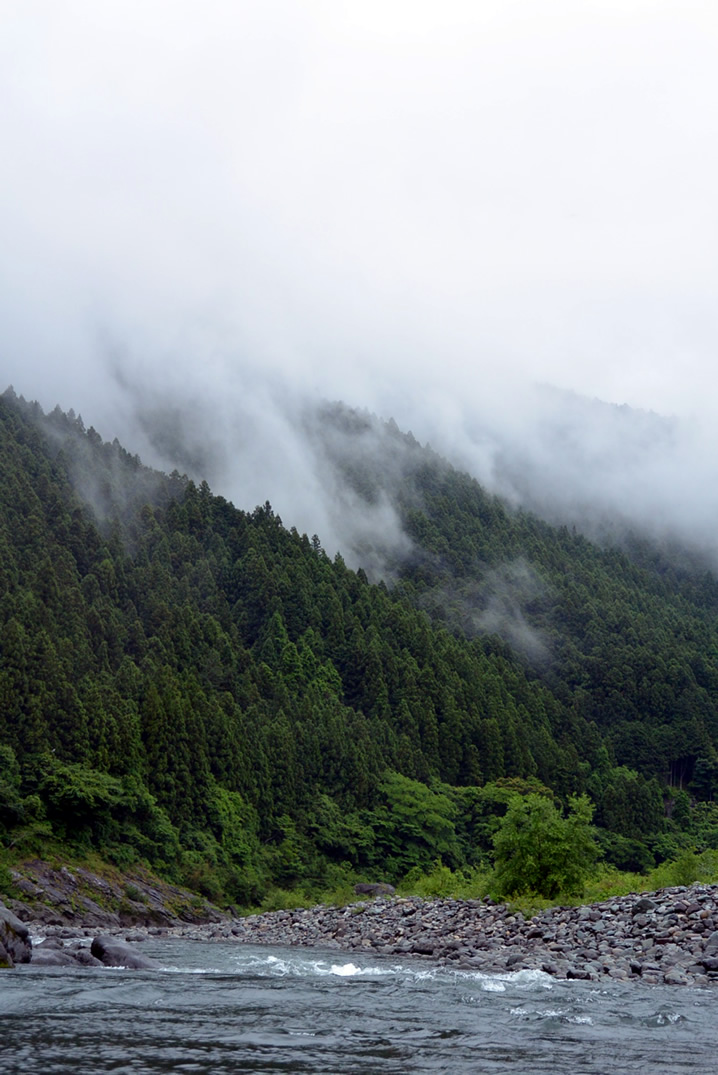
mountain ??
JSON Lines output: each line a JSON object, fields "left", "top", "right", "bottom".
{"left": 1, "top": 387, "right": 717, "bottom": 904}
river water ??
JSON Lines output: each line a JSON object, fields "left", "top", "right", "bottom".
{"left": 1, "top": 938, "right": 715, "bottom": 1073}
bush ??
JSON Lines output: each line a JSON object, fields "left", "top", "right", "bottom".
{"left": 492, "top": 793, "right": 597, "bottom": 899}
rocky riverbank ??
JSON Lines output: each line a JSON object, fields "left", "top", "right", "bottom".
{"left": 179, "top": 883, "right": 718, "bottom": 987}
{"left": 6, "top": 881, "right": 718, "bottom": 986}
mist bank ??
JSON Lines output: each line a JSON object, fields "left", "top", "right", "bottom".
{"left": 90, "top": 365, "right": 718, "bottom": 577}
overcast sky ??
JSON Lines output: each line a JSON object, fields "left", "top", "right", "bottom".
{"left": 2, "top": 1, "right": 718, "bottom": 553}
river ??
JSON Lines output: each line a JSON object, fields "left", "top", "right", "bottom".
{"left": 1, "top": 938, "right": 714, "bottom": 1073}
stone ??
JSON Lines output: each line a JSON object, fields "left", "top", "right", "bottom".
{"left": 73, "top": 947, "right": 103, "bottom": 967}
{"left": 0, "top": 937, "right": 13, "bottom": 968}
{"left": 566, "top": 965, "right": 593, "bottom": 980}
{"left": 663, "top": 967, "right": 690, "bottom": 986}
{"left": 31, "top": 947, "right": 83, "bottom": 967}
{"left": 91, "top": 935, "right": 157, "bottom": 969}
{"left": 702, "top": 930, "right": 718, "bottom": 954}
{"left": 0, "top": 901, "right": 31, "bottom": 964}
{"left": 632, "top": 898, "right": 656, "bottom": 915}
{"left": 353, "top": 883, "right": 396, "bottom": 897}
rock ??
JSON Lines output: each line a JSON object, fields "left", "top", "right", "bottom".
{"left": 0, "top": 901, "right": 31, "bottom": 965}
{"left": 702, "top": 930, "right": 718, "bottom": 954}
{"left": 35, "top": 936, "right": 65, "bottom": 950}
{"left": 31, "top": 947, "right": 83, "bottom": 967}
{"left": 90, "top": 935, "right": 157, "bottom": 969}
{"left": 353, "top": 883, "right": 396, "bottom": 897}
{"left": 0, "top": 937, "right": 13, "bottom": 968}
{"left": 566, "top": 965, "right": 593, "bottom": 980}
{"left": 73, "top": 948, "right": 104, "bottom": 967}
{"left": 632, "top": 898, "right": 656, "bottom": 915}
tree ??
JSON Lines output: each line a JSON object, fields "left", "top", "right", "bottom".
{"left": 492, "top": 792, "right": 597, "bottom": 898}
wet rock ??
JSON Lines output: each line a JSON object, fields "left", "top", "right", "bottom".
{"left": 90, "top": 935, "right": 157, "bottom": 969}
{"left": 0, "top": 901, "right": 31, "bottom": 965}
{"left": 566, "top": 965, "right": 593, "bottom": 980}
{"left": 32, "top": 947, "right": 83, "bottom": 967}
{"left": 72, "top": 948, "right": 103, "bottom": 967}
{"left": 0, "top": 937, "right": 13, "bottom": 968}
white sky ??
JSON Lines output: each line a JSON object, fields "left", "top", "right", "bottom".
{"left": 1, "top": 1, "right": 718, "bottom": 553}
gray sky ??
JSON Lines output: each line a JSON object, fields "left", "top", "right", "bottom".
{"left": 2, "top": 1, "right": 718, "bottom": 556}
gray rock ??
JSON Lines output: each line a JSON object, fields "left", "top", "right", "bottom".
{"left": 354, "top": 883, "right": 396, "bottom": 897}
{"left": 71, "top": 947, "right": 103, "bottom": 967}
{"left": 90, "top": 935, "right": 157, "bottom": 969}
{"left": 31, "top": 948, "right": 82, "bottom": 967}
{"left": 0, "top": 901, "right": 31, "bottom": 964}
{"left": 663, "top": 967, "right": 690, "bottom": 986}
{"left": 702, "top": 930, "right": 718, "bottom": 954}
{"left": 0, "top": 937, "right": 13, "bottom": 968}
{"left": 632, "top": 898, "right": 656, "bottom": 915}
{"left": 566, "top": 965, "right": 593, "bottom": 980}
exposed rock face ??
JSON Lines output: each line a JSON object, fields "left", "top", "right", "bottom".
{"left": 0, "top": 901, "right": 31, "bottom": 967}
{"left": 6, "top": 860, "right": 226, "bottom": 928}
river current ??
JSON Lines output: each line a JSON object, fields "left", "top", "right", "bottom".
{"left": 1, "top": 937, "right": 715, "bottom": 1073}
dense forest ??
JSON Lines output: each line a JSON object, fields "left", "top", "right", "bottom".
{"left": 2, "top": 388, "right": 718, "bottom": 904}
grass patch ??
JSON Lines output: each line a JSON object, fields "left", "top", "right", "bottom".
{"left": 398, "top": 862, "right": 492, "bottom": 901}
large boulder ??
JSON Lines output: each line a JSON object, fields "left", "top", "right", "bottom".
{"left": 0, "top": 901, "right": 31, "bottom": 965}
{"left": 31, "top": 946, "right": 84, "bottom": 968}
{"left": 353, "top": 883, "right": 396, "bottom": 897}
{"left": 91, "top": 935, "right": 157, "bottom": 969}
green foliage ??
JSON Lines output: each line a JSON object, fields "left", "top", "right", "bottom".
{"left": 400, "top": 859, "right": 492, "bottom": 900}
{"left": 584, "top": 850, "right": 718, "bottom": 903}
{"left": 648, "top": 848, "right": 718, "bottom": 889}
{"left": 253, "top": 887, "right": 315, "bottom": 914}
{"left": 370, "top": 772, "right": 460, "bottom": 879}
{"left": 0, "top": 859, "right": 16, "bottom": 898}
{"left": 492, "top": 793, "right": 598, "bottom": 899}
{"left": 0, "top": 745, "right": 25, "bottom": 834}
{"left": 595, "top": 830, "right": 655, "bottom": 874}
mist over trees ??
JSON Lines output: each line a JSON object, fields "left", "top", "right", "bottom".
{"left": 2, "top": 388, "right": 718, "bottom": 903}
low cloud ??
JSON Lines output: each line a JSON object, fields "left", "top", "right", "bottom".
{"left": 2, "top": 3, "right": 718, "bottom": 573}
{"left": 472, "top": 560, "right": 552, "bottom": 667}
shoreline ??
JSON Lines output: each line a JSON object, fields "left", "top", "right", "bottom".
{"left": 17, "top": 882, "right": 718, "bottom": 987}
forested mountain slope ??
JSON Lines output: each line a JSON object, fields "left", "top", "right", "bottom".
{"left": 311, "top": 403, "right": 718, "bottom": 795}
{"left": 1, "top": 389, "right": 717, "bottom": 902}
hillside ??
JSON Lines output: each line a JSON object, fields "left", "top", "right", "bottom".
{"left": 1, "top": 388, "right": 718, "bottom": 905}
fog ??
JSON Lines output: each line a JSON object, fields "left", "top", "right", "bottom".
{"left": 2, "top": 2, "right": 718, "bottom": 564}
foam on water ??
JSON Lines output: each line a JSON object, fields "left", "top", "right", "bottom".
{"left": 217, "top": 948, "right": 563, "bottom": 993}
